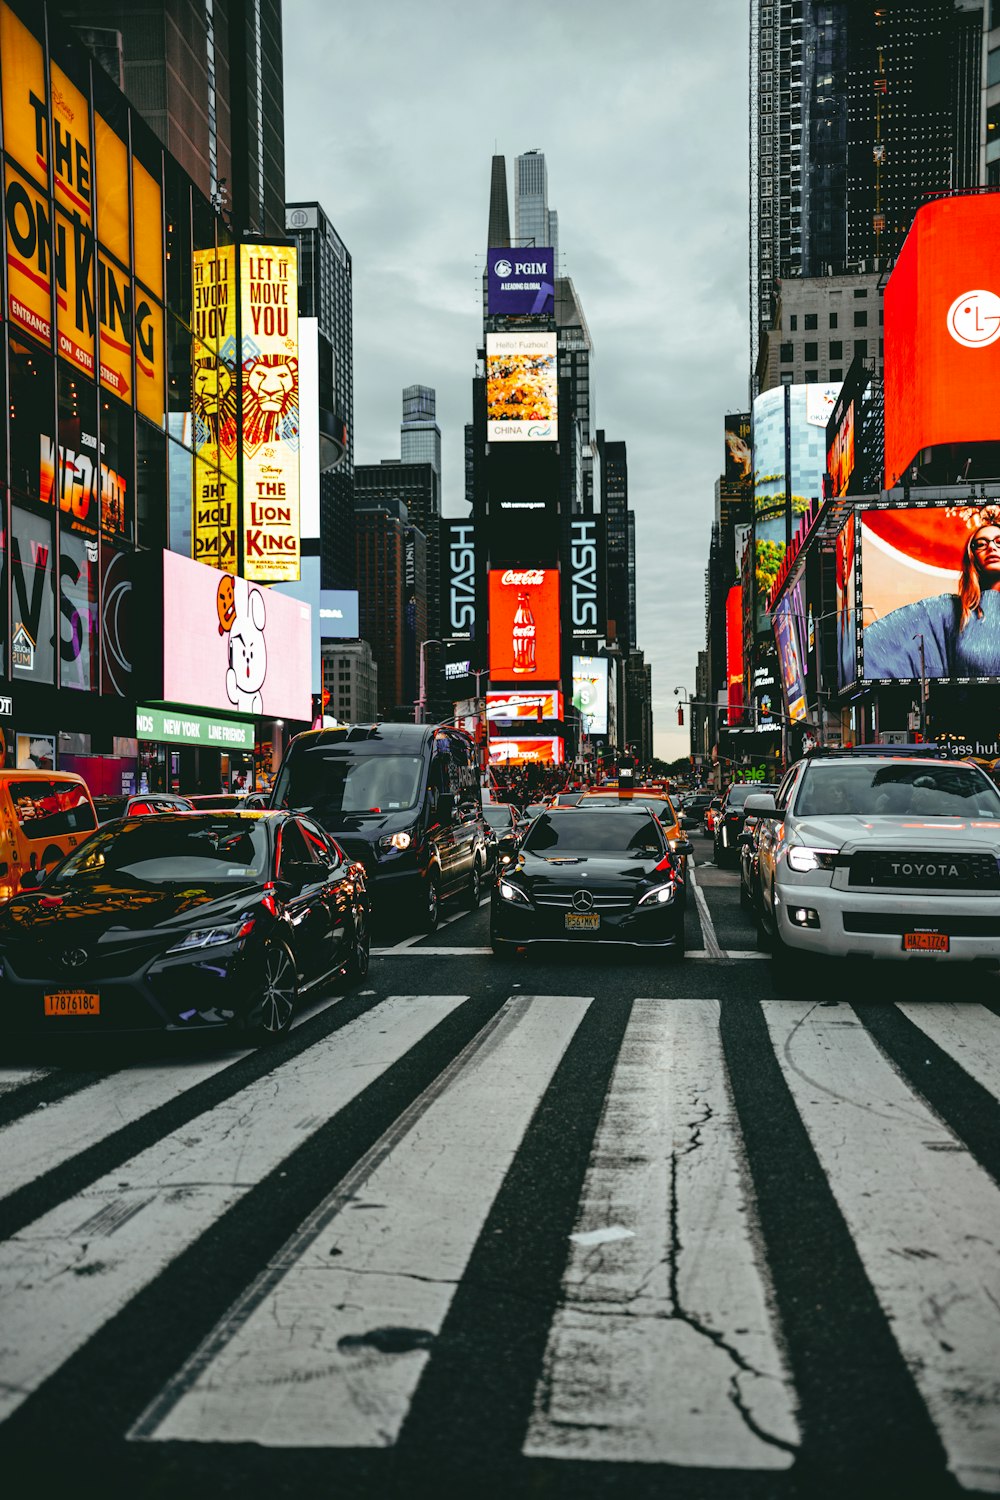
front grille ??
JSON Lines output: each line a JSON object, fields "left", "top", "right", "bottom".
{"left": 533, "top": 891, "right": 633, "bottom": 912}
{"left": 848, "top": 851, "right": 1000, "bottom": 891}
{"left": 5, "top": 937, "right": 164, "bottom": 981}
{"left": 843, "top": 912, "right": 1000, "bottom": 937}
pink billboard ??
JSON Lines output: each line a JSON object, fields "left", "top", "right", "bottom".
{"left": 162, "top": 552, "right": 311, "bottom": 722}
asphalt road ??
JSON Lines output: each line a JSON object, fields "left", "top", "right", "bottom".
{"left": 0, "top": 846, "right": 998, "bottom": 1500}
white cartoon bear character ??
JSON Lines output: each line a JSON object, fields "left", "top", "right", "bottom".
{"left": 222, "top": 574, "right": 267, "bottom": 715}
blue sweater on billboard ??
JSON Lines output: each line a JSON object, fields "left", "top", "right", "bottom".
{"left": 863, "top": 590, "right": 1000, "bottom": 679}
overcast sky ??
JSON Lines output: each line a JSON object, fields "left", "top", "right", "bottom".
{"left": 282, "top": 0, "right": 749, "bottom": 762}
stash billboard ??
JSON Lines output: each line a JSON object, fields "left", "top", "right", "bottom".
{"left": 487, "top": 247, "right": 555, "bottom": 316}
{"left": 568, "top": 518, "right": 601, "bottom": 640}
{"left": 239, "top": 243, "right": 300, "bottom": 582}
{"left": 442, "top": 521, "right": 478, "bottom": 640}
{"left": 884, "top": 194, "right": 1000, "bottom": 487}
{"left": 488, "top": 567, "right": 560, "bottom": 682}
{"left": 485, "top": 333, "right": 557, "bottom": 443}
{"left": 162, "top": 551, "right": 311, "bottom": 721}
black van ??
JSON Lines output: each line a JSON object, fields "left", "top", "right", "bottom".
{"left": 270, "top": 723, "right": 488, "bottom": 931}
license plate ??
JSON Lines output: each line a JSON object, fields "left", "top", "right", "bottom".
{"left": 902, "top": 932, "right": 949, "bottom": 953}
{"left": 565, "top": 913, "right": 600, "bottom": 931}
{"left": 44, "top": 991, "right": 100, "bottom": 1016}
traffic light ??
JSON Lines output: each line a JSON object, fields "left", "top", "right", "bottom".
{"left": 677, "top": 705, "right": 684, "bottom": 726}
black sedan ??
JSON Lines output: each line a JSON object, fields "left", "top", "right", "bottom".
{"left": 713, "top": 783, "right": 779, "bottom": 867}
{"left": 483, "top": 802, "right": 521, "bottom": 874}
{"left": 0, "top": 812, "right": 370, "bottom": 1043}
{"left": 490, "top": 807, "right": 687, "bottom": 960}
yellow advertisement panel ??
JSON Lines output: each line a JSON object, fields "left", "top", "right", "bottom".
{"left": 95, "top": 111, "right": 130, "bottom": 267}
{"left": 193, "top": 242, "right": 235, "bottom": 351}
{"left": 135, "top": 289, "right": 164, "bottom": 424}
{"left": 1, "top": 3, "right": 47, "bottom": 190}
{"left": 239, "top": 243, "right": 300, "bottom": 582}
{"left": 192, "top": 247, "right": 238, "bottom": 566}
{"left": 5, "top": 163, "right": 53, "bottom": 346}
{"left": 49, "top": 63, "right": 93, "bottom": 231}
{"left": 54, "top": 209, "right": 95, "bottom": 376}
{"left": 98, "top": 251, "right": 132, "bottom": 401}
{"left": 132, "top": 160, "right": 163, "bottom": 298}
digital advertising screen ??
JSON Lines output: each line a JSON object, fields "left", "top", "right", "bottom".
{"left": 884, "top": 194, "right": 1000, "bottom": 487}
{"left": 485, "top": 333, "right": 557, "bottom": 443}
{"left": 724, "top": 413, "right": 751, "bottom": 485}
{"left": 162, "top": 551, "right": 311, "bottom": 721}
{"left": 726, "top": 584, "right": 744, "bottom": 722}
{"left": 488, "top": 496, "right": 559, "bottom": 566}
{"left": 773, "top": 596, "right": 807, "bottom": 721}
{"left": 488, "top": 736, "right": 564, "bottom": 768}
{"left": 835, "top": 510, "right": 858, "bottom": 689}
{"left": 487, "top": 247, "right": 555, "bottom": 317}
{"left": 859, "top": 505, "right": 1000, "bottom": 682}
{"left": 487, "top": 690, "right": 563, "bottom": 723}
{"left": 752, "top": 661, "right": 782, "bottom": 732}
{"left": 442, "top": 520, "right": 478, "bottom": 641}
{"left": 488, "top": 567, "right": 561, "bottom": 682}
{"left": 571, "top": 656, "right": 609, "bottom": 736}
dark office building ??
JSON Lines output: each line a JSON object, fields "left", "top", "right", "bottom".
{"left": 59, "top": 0, "right": 286, "bottom": 236}
{"left": 625, "top": 648, "right": 653, "bottom": 766}
{"left": 596, "top": 431, "right": 630, "bottom": 658}
{"left": 354, "top": 499, "right": 410, "bottom": 717}
{"left": 285, "top": 202, "right": 355, "bottom": 586}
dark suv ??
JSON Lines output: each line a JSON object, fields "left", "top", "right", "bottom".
{"left": 714, "top": 783, "right": 779, "bottom": 868}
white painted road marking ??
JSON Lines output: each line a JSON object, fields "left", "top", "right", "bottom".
{"left": 140, "top": 995, "right": 592, "bottom": 1449}
{"left": 896, "top": 1001, "right": 1000, "bottom": 1099}
{"left": 687, "top": 862, "right": 724, "bottom": 959}
{"left": 0, "top": 995, "right": 466, "bottom": 1423}
{"left": 525, "top": 997, "right": 798, "bottom": 1469}
{"left": 764, "top": 1000, "right": 1000, "bottom": 1494}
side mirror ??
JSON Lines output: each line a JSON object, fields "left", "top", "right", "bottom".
{"left": 19, "top": 867, "right": 47, "bottom": 891}
{"left": 737, "top": 831, "right": 754, "bottom": 847}
{"left": 672, "top": 838, "right": 694, "bottom": 857}
{"left": 743, "top": 793, "right": 777, "bottom": 815}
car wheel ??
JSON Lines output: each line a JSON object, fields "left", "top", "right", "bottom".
{"left": 421, "top": 872, "right": 441, "bottom": 933}
{"left": 341, "top": 907, "right": 371, "bottom": 986}
{"left": 465, "top": 858, "right": 482, "bottom": 911}
{"left": 251, "top": 941, "right": 297, "bottom": 1043}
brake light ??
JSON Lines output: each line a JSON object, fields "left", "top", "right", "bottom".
{"left": 655, "top": 853, "right": 676, "bottom": 874}
{"left": 261, "top": 882, "right": 279, "bottom": 917}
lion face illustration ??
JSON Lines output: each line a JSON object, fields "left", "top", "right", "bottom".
{"left": 241, "top": 354, "right": 298, "bottom": 453}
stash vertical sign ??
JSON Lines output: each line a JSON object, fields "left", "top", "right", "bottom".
{"left": 239, "top": 243, "right": 300, "bottom": 582}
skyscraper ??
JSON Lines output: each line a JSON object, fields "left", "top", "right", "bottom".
{"left": 59, "top": 0, "right": 286, "bottom": 236}
{"left": 515, "top": 149, "right": 559, "bottom": 264}
{"left": 401, "top": 385, "right": 442, "bottom": 478}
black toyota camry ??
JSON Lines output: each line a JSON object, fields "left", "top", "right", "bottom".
{"left": 490, "top": 806, "right": 688, "bottom": 960}
{"left": 0, "top": 811, "right": 370, "bottom": 1043}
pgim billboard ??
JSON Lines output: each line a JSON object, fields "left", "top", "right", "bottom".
{"left": 487, "top": 248, "right": 555, "bottom": 316}
{"left": 485, "top": 333, "right": 557, "bottom": 443}
{"left": 239, "top": 243, "right": 301, "bottom": 582}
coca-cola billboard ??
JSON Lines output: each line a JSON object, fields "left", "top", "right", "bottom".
{"left": 488, "top": 567, "right": 561, "bottom": 683}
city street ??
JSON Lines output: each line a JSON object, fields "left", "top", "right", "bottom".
{"left": 0, "top": 855, "right": 997, "bottom": 1499}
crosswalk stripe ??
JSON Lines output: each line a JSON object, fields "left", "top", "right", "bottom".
{"left": 763, "top": 1000, "right": 1000, "bottom": 1494}
{"left": 895, "top": 1001, "right": 1000, "bottom": 1099}
{"left": 138, "top": 995, "right": 592, "bottom": 1449}
{"left": 0, "top": 1065, "right": 51, "bottom": 1098}
{"left": 524, "top": 997, "right": 798, "bottom": 1469}
{"left": 0, "top": 994, "right": 466, "bottom": 1425}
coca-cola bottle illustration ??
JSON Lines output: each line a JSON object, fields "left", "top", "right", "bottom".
{"left": 512, "top": 592, "right": 537, "bottom": 674}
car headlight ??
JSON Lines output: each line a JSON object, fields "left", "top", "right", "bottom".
{"left": 378, "top": 829, "right": 414, "bottom": 853}
{"left": 499, "top": 878, "right": 531, "bottom": 905}
{"left": 637, "top": 882, "right": 677, "bottom": 907}
{"left": 786, "top": 845, "right": 838, "bottom": 873}
{"left": 167, "top": 917, "right": 255, "bottom": 954}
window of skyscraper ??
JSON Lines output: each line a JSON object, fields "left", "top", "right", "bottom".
{"left": 854, "top": 311, "right": 868, "bottom": 327}
{"left": 780, "top": 342, "right": 794, "bottom": 362}
{"left": 855, "top": 340, "right": 868, "bottom": 357}
{"left": 804, "top": 342, "right": 818, "bottom": 361}
{"left": 829, "top": 312, "right": 838, "bottom": 329}
{"left": 829, "top": 370, "right": 843, "bottom": 382}
{"left": 789, "top": 315, "right": 797, "bottom": 331}
{"left": 830, "top": 341, "right": 842, "bottom": 359}
{"left": 804, "top": 313, "right": 818, "bottom": 330}
{"left": 853, "top": 288, "right": 868, "bottom": 299}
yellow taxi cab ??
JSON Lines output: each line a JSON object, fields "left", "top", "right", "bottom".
{"left": 0, "top": 770, "right": 99, "bottom": 902}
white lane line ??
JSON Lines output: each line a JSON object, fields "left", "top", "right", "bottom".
{"left": 896, "top": 1002, "right": 1000, "bottom": 1099}
{"left": 763, "top": 1001, "right": 1000, "bottom": 1494}
{"left": 374, "top": 946, "right": 494, "bottom": 957}
{"left": 141, "top": 994, "right": 592, "bottom": 1449}
{"left": 0, "top": 1066, "right": 52, "bottom": 1098}
{"left": 687, "top": 862, "right": 724, "bottom": 959}
{"left": 0, "top": 994, "right": 467, "bottom": 1424}
{"left": 525, "top": 997, "right": 798, "bottom": 1470}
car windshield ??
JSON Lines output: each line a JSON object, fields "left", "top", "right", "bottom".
{"left": 274, "top": 750, "right": 424, "bottom": 817}
{"left": 725, "top": 785, "right": 776, "bottom": 808}
{"left": 524, "top": 812, "right": 664, "bottom": 856}
{"left": 484, "top": 806, "right": 514, "bottom": 830}
{"left": 795, "top": 763, "right": 1000, "bottom": 819}
{"left": 8, "top": 780, "right": 96, "bottom": 838}
{"left": 49, "top": 816, "right": 269, "bottom": 886}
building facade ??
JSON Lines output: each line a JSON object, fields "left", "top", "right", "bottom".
{"left": 514, "top": 148, "right": 559, "bottom": 265}
{"left": 322, "top": 638, "right": 377, "bottom": 724}
{"left": 757, "top": 269, "right": 884, "bottom": 392}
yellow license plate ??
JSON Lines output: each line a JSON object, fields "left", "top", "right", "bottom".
{"left": 565, "top": 913, "right": 600, "bottom": 931}
{"left": 903, "top": 932, "right": 949, "bottom": 953}
{"left": 44, "top": 991, "right": 101, "bottom": 1016}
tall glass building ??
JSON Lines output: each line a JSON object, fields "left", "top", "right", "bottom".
{"left": 400, "top": 385, "right": 441, "bottom": 479}
{"left": 515, "top": 149, "right": 559, "bottom": 265}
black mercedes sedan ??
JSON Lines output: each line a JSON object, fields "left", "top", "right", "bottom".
{"left": 490, "top": 807, "right": 687, "bottom": 960}
{"left": 0, "top": 811, "right": 370, "bottom": 1043}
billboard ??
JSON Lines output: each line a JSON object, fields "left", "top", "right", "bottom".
{"left": 726, "top": 583, "right": 744, "bottom": 723}
{"left": 487, "top": 689, "right": 563, "bottom": 723}
{"left": 859, "top": 505, "right": 1000, "bottom": 682}
{"left": 571, "top": 656, "right": 609, "bottom": 736}
{"left": 442, "top": 520, "right": 478, "bottom": 641}
{"left": 487, "top": 247, "right": 555, "bottom": 316}
{"left": 724, "top": 412, "right": 752, "bottom": 485}
{"left": 884, "top": 194, "right": 1000, "bottom": 487}
{"left": 773, "top": 597, "right": 807, "bottom": 721}
{"left": 485, "top": 333, "right": 557, "bottom": 443}
{"left": 488, "top": 736, "right": 563, "bottom": 768}
{"left": 162, "top": 551, "right": 311, "bottom": 721}
{"left": 835, "top": 510, "right": 858, "bottom": 689}
{"left": 488, "top": 567, "right": 560, "bottom": 682}
{"left": 239, "top": 243, "right": 300, "bottom": 582}
{"left": 192, "top": 245, "right": 239, "bottom": 571}
{"left": 567, "top": 517, "right": 601, "bottom": 640}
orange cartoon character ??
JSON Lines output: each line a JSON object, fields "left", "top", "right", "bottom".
{"left": 217, "top": 575, "right": 237, "bottom": 635}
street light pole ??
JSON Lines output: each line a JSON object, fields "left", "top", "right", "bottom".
{"left": 415, "top": 638, "right": 442, "bottom": 725}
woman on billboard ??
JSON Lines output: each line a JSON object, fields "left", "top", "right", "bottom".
{"left": 863, "top": 522, "right": 1000, "bottom": 678}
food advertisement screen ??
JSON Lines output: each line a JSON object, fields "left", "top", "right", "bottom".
{"left": 486, "top": 333, "right": 557, "bottom": 443}
{"left": 571, "top": 656, "right": 609, "bottom": 736}
{"left": 162, "top": 551, "right": 311, "bottom": 721}
{"left": 488, "top": 736, "right": 563, "bottom": 767}
{"left": 488, "top": 567, "right": 560, "bottom": 682}
{"left": 860, "top": 506, "right": 1000, "bottom": 682}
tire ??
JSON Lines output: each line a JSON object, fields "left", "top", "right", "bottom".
{"left": 491, "top": 934, "right": 516, "bottom": 961}
{"left": 341, "top": 906, "right": 371, "bottom": 986}
{"left": 421, "top": 872, "right": 441, "bottom": 933}
{"left": 464, "top": 858, "right": 483, "bottom": 912}
{"left": 250, "top": 941, "right": 297, "bottom": 1043}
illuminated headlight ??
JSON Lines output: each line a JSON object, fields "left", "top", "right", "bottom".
{"left": 378, "top": 830, "right": 413, "bottom": 853}
{"left": 499, "top": 878, "right": 531, "bottom": 905}
{"left": 500, "top": 853, "right": 512, "bottom": 865}
{"left": 786, "top": 845, "right": 838, "bottom": 873}
{"left": 637, "top": 883, "right": 676, "bottom": 907}
{"left": 167, "top": 918, "right": 255, "bottom": 954}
